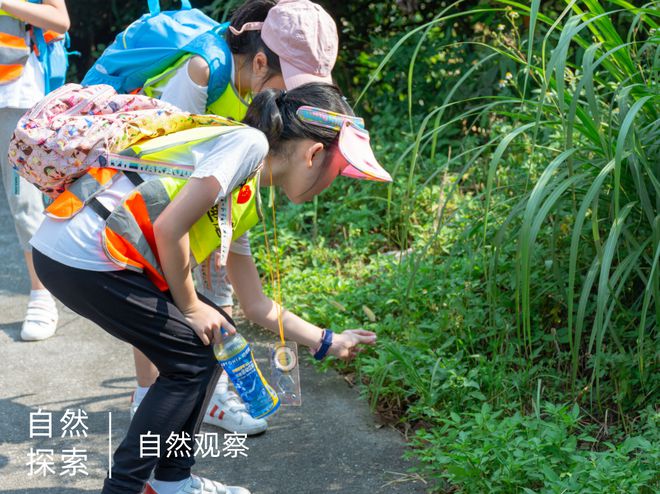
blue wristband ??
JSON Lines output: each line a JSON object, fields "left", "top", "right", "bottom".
{"left": 313, "top": 329, "right": 333, "bottom": 361}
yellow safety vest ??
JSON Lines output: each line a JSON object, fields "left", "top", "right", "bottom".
{"left": 0, "top": 7, "right": 62, "bottom": 85}
{"left": 0, "top": 9, "right": 30, "bottom": 84}
{"left": 142, "top": 54, "right": 250, "bottom": 121}
{"left": 46, "top": 125, "right": 262, "bottom": 291}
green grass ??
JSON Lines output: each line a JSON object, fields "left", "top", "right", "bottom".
{"left": 252, "top": 0, "right": 659, "bottom": 491}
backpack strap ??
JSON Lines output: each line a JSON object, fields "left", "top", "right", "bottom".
{"left": 29, "top": 26, "right": 50, "bottom": 92}
{"left": 123, "top": 171, "right": 145, "bottom": 187}
{"left": 28, "top": 0, "right": 72, "bottom": 94}
{"left": 88, "top": 198, "right": 111, "bottom": 220}
{"left": 87, "top": 168, "right": 143, "bottom": 221}
{"left": 86, "top": 171, "right": 141, "bottom": 221}
{"left": 183, "top": 22, "right": 232, "bottom": 103}
{"left": 148, "top": 0, "right": 192, "bottom": 16}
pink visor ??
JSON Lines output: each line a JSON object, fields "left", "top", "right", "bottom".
{"left": 296, "top": 106, "right": 392, "bottom": 182}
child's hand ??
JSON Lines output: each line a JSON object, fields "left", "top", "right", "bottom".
{"left": 182, "top": 300, "right": 236, "bottom": 346}
{"left": 328, "top": 329, "right": 377, "bottom": 360}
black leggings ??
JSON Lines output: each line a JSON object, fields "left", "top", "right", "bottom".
{"left": 34, "top": 250, "right": 231, "bottom": 494}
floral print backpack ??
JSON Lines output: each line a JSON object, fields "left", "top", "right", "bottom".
{"left": 9, "top": 83, "right": 232, "bottom": 198}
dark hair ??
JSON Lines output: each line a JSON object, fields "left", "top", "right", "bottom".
{"left": 225, "top": 0, "right": 281, "bottom": 84}
{"left": 242, "top": 83, "right": 354, "bottom": 156}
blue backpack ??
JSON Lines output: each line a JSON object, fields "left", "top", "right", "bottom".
{"left": 28, "top": 0, "right": 74, "bottom": 94}
{"left": 82, "top": 0, "right": 232, "bottom": 104}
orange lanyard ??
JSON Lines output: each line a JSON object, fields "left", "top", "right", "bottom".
{"left": 260, "top": 159, "right": 285, "bottom": 345}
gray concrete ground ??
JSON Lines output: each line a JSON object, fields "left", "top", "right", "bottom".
{"left": 0, "top": 190, "right": 427, "bottom": 494}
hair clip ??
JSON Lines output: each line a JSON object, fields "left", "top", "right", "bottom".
{"left": 228, "top": 21, "right": 264, "bottom": 36}
{"left": 296, "top": 106, "right": 365, "bottom": 131}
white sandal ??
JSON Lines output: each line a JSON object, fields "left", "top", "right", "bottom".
{"left": 20, "top": 299, "right": 58, "bottom": 341}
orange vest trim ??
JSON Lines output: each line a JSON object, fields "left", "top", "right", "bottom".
{"left": 45, "top": 189, "right": 84, "bottom": 218}
{"left": 43, "top": 30, "right": 61, "bottom": 44}
{"left": 87, "top": 167, "right": 120, "bottom": 185}
{"left": 0, "top": 63, "right": 24, "bottom": 81}
{"left": 46, "top": 168, "right": 122, "bottom": 219}
{"left": 0, "top": 14, "right": 31, "bottom": 84}
{"left": 0, "top": 31, "right": 27, "bottom": 49}
{"left": 103, "top": 228, "right": 168, "bottom": 291}
{"left": 102, "top": 228, "right": 145, "bottom": 271}
{"left": 121, "top": 191, "right": 160, "bottom": 264}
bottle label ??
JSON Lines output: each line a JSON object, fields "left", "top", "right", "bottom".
{"left": 217, "top": 345, "right": 280, "bottom": 419}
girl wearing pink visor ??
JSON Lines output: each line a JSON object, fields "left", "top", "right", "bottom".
{"left": 31, "top": 83, "right": 390, "bottom": 494}
{"left": 243, "top": 85, "right": 392, "bottom": 202}
{"left": 131, "top": 0, "right": 342, "bottom": 438}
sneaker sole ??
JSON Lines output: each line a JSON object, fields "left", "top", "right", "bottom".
{"left": 202, "top": 414, "right": 268, "bottom": 436}
{"left": 20, "top": 328, "right": 57, "bottom": 341}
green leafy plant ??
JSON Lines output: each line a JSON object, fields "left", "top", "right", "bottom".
{"left": 250, "top": 0, "right": 659, "bottom": 491}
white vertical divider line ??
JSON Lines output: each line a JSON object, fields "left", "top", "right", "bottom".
{"left": 108, "top": 412, "right": 112, "bottom": 478}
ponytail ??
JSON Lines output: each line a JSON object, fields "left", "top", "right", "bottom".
{"left": 243, "top": 89, "right": 284, "bottom": 147}
{"left": 243, "top": 83, "right": 354, "bottom": 155}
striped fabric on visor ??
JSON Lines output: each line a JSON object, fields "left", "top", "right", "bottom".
{"left": 296, "top": 106, "right": 392, "bottom": 182}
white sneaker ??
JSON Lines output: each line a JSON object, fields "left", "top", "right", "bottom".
{"left": 203, "top": 373, "right": 268, "bottom": 435}
{"left": 144, "top": 475, "right": 251, "bottom": 494}
{"left": 20, "top": 298, "right": 58, "bottom": 341}
{"left": 130, "top": 378, "right": 268, "bottom": 436}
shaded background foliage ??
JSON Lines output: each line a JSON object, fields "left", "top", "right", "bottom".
{"left": 67, "top": 0, "right": 454, "bottom": 91}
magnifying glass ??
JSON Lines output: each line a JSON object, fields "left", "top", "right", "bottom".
{"left": 273, "top": 344, "right": 297, "bottom": 372}
{"left": 269, "top": 342, "right": 302, "bottom": 406}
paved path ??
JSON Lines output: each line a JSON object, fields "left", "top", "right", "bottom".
{"left": 0, "top": 190, "right": 426, "bottom": 494}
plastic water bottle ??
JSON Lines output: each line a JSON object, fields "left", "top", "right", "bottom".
{"left": 214, "top": 331, "right": 280, "bottom": 419}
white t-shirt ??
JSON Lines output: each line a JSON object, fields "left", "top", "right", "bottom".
{"left": 0, "top": 52, "right": 45, "bottom": 109}
{"left": 30, "top": 127, "right": 268, "bottom": 270}
{"left": 158, "top": 59, "right": 252, "bottom": 257}
{"left": 159, "top": 59, "right": 209, "bottom": 115}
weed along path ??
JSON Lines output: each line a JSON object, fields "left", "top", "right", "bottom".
{"left": 0, "top": 190, "right": 425, "bottom": 494}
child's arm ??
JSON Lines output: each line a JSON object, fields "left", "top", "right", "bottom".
{"left": 227, "top": 251, "right": 377, "bottom": 360}
{"left": 187, "top": 56, "right": 210, "bottom": 87}
{"left": 153, "top": 176, "right": 236, "bottom": 345}
{"left": 1, "top": 0, "right": 70, "bottom": 33}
